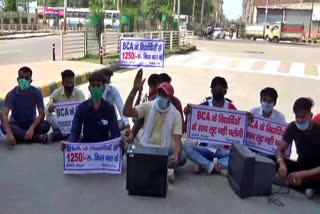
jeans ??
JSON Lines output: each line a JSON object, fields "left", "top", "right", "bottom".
{"left": 183, "top": 144, "right": 230, "bottom": 172}
{"left": 1, "top": 120, "right": 51, "bottom": 142}
{"left": 168, "top": 148, "right": 188, "bottom": 169}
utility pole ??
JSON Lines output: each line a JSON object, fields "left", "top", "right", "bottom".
{"left": 201, "top": 0, "right": 205, "bottom": 25}
{"left": 308, "top": 0, "right": 315, "bottom": 38}
{"left": 192, "top": 0, "right": 195, "bottom": 22}
{"left": 173, "top": 0, "right": 176, "bottom": 14}
{"left": 177, "top": 0, "right": 180, "bottom": 30}
{"left": 64, "top": 0, "right": 67, "bottom": 31}
{"left": 263, "top": 0, "right": 269, "bottom": 37}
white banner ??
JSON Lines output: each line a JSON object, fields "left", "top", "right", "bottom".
{"left": 63, "top": 137, "right": 122, "bottom": 174}
{"left": 54, "top": 101, "right": 81, "bottom": 134}
{"left": 187, "top": 105, "right": 248, "bottom": 146}
{"left": 119, "top": 38, "right": 165, "bottom": 68}
{"left": 246, "top": 116, "right": 291, "bottom": 158}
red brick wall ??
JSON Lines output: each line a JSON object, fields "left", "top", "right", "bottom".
{"left": 254, "top": 0, "right": 300, "bottom": 7}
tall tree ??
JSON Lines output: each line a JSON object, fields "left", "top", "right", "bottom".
{"left": 4, "top": 0, "right": 17, "bottom": 11}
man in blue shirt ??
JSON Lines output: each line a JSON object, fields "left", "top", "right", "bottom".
{"left": 66, "top": 71, "right": 121, "bottom": 144}
{"left": 1, "top": 66, "right": 50, "bottom": 146}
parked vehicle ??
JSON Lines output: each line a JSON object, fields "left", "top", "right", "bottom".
{"left": 244, "top": 25, "right": 270, "bottom": 41}
{"left": 266, "top": 23, "right": 304, "bottom": 43}
{"left": 213, "top": 27, "right": 225, "bottom": 39}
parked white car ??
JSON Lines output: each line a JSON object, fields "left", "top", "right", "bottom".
{"left": 213, "top": 28, "right": 225, "bottom": 39}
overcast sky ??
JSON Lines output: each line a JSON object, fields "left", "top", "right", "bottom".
{"left": 223, "top": 0, "right": 243, "bottom": 20}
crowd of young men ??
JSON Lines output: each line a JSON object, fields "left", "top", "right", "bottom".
{"left": 0, "top": 66, "right": 319, "bottom": 199}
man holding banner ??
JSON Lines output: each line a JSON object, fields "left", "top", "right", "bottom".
{"left": 123, "top": 69, "right": 187, "bottom": 183}
{"left": 61, "top": 72, "right": 122, "bottom": 174}
{"left": 276, "top": 98, "right": 320, "bottom": 199}
{"left": 184, "top": 77, "right": 251, "bottom": 175}
{"left": 247, "top": 87, "right": 288, "bottom": 160}
{"left": 65, "top": 71, "right": 121, "bottom": 143}
{"left": 250, "top": 87, "right": 286, "bottom": 124}
{"left": 45, "top": 70, "right": 85, "bottom": 142}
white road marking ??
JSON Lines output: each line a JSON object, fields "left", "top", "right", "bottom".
{"left": 236, "top": 59, "right": 254, "bottom": 70}
{"left": 185, "top": 56, "right": 212, "bottom": 66}
{"left": 289, "top": 63, "right": 305, "bottom": 77}
{"left": 262, "top": 61, "right": 281, "bottom": 74}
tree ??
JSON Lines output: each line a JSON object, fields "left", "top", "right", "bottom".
{"left": 4, "top": 0, "right": 17, "bottom": 11}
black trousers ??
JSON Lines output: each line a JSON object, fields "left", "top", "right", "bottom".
{"left": 281, "top": 159, "right": 320, "bottom": 191}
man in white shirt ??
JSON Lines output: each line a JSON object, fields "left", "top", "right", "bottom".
{"left": 250, "top": 87, "right": 286, "bottom": 123}
{"left": 250, "top": 87, "right": 286, "bottom": 160}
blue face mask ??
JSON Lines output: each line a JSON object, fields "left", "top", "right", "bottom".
{"left": 261, "top": 101, "right": 274, "bottom": 113}
{"left": 156, "top": 96, "right": 170, "bottom": 110}
{"left": 295, "top": 121, "right": 310, "bottom": 131}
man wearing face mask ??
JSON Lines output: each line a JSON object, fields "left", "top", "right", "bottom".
{"left": 276, "top": 98, "right": 320, "bottom": 199}
{"left": 183, "top": 77, "right": 237, "bottom": 175}
{"left": 45, "top": 70, "right": 85, "bottom": 141}
{"left": 64, "top": 71, "right": 120, "bottom": 144}
{"left": 250, "top": 87, "right": 285, "bottom": 123}
{"left": 123, "top": 69, "right": 187, "bottom": 183}
{"left": 1, "top": 66, "right": 51, "bottom": 146}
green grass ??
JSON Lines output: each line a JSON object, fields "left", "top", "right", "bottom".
{"left": 70, "top": 55, "right": 100, "bottom": 64}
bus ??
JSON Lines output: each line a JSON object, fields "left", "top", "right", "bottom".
{"left": 37, "top": 7, "right": 120, "bottom": 29}
{"left": 66, "top": 8, "right": 120, "bottom": 29}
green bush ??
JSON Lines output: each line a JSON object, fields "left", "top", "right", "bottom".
{"left": 22, "top": 17, "right": 28, "bottom": 24}
{"left": 3, "top": 18, "right": 9, "bottom": 24}
{"left": 13, "top": 17, "right": 19, "bottom": 24}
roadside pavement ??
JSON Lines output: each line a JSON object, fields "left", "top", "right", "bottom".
{"left": 0, "top": 61, "right": 105, "bottom": 108}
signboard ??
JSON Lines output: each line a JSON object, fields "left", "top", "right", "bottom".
{"left": 63, "top": 137, "right": 122, "bottom": 174}
{"left": 44, "top": 7, "right": 64, "bottom": 17}
{"left": 54, "top": 101, "right": 81, "bottom": 135}
{"left": 119, "top": 38, "right": 165, "bottom": 68}
{"left": 246, "top": 116, "right": 291, "bottom": 157}
{"left": 187, "top": 105, "right": 248, "bottom": 146}
{"left": 313, "top": 8, "right": 320, "bottom": 21}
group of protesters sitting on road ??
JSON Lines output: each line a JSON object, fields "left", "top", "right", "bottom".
{"left": 0, "top": 66, "right": 319, "bottom": 199}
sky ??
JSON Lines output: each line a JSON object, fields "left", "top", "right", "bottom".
{"left": 223, "top": 0, "right": 243, "bottom": 20}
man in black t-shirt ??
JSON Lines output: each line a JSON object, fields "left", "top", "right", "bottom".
{"left": 276, "top": 98, "right": 320, "bottom": 198}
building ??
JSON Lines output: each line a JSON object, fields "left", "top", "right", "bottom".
{"left": 242, "top": 0, "right": 320, "bottom": 38}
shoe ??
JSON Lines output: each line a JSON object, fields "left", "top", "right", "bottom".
{"left": 48, "top": 132, "right": 64, "bottom": 142}
{"left": 305, "top": 188, "right": 316, "bottom": 199}
{"left": 194, "top": 165, "right": 204, "bottom": 174}
{"left": 219, "top": 169, "right": 228, "bottom": 177}
{"left": 36, "top": 134, "right": 48, "bottom": 144}
{"left": 168, "top": 168, "right": 175, "bottom": 184}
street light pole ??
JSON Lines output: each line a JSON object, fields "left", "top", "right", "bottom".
{"left": 263, "top": 0, "right": 269, "bottom": 38}
{"left": 200, "top": 0, "right": 205, "bottom": 25}
{"left": 192, "top": 0, "right": 195, "bottom": 22}
{"left": 64, "top": 0, "right": 67, "bottom": 31}
{"left": 177, "top": 0, "right": 180, "bottom": 30}
{"left": 308, "top": 0, "right": 315, "bottom": 38}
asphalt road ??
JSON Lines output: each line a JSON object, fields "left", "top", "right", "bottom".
{"left": 194, "top": 38, "right": 320, "bottom": 65}
{"left": 0, "top": 36, "right": 61, "bottom": 65}
{"left": 1, "top": 57, "right": 320, "bottom": 213}
{"left": 0, "top": 35, "right": 320, "bottom": 66}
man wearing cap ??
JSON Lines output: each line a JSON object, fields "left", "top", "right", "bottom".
{"left": 123, "top": 69, "right": 187, "bottom": 183}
